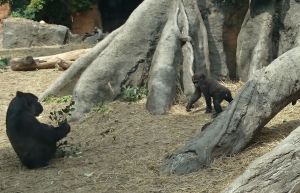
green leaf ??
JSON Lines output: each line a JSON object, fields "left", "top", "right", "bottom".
{"left": 83, "top": 172, "right": 94, "bottom": 177}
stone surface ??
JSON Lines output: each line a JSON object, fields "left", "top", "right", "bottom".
{"left": 278, "top": 0, "right": 300, "bottom": 55}
{"left": 236, "top": 0, "right": 277, "bottom": 81}
{"left": 223, "top": 125, "right": 300, "bottom": 193}
{"left": 3, "top": 18, "right": 69, "bottom": 48}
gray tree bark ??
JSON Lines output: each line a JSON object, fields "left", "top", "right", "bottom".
{"left": 236, "top": 0, "right": 276, "bottom": 81}
{"left": 40, "top": 0, "right": 211, "bottom": 118}
{"left": 223, "top": 125, "right": 300, "bottom": 193}
{"left": 237, "top": 0, "right": 300, "bottom": 81}
{"left": 161, "top": 46, "right": 300, "bottom": 175}
{"left": 39, "top": 1, "right": 300, "bottom": 189}
{"left": 278, "top": 0, "right": 300, "bottom": 56}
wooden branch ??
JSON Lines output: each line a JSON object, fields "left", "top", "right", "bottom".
{"left": 10, "top": 56, "right": 37, "bottom": 71}
{"left": 10, "top": 49, "right": 90, "bottom": 71}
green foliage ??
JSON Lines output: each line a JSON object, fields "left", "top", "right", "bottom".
{"left": 91, "top": 103, "right": 110, "bottom": 114}
{"left": 121, "top": 86, "right": 148, "bottom": 102}
{"left": 22, "top": 0, "right": 44, "bottom": 19}
{"left": 4, "top": 0, "right": 96, "bottom": 27}
{"left": 49, "top": 101, "right": 75, "bottom": 125}
{"left": 69, "top": 0, "right": 96, "bottom": 12}
{"left": 0, "top": 0, "right": 11, "bottom": 4}
{"left": 0, "top": 57, "right": 10, "bottom": 69}
{"left": 43, "top": 95, "right": 73, "bottom": 104}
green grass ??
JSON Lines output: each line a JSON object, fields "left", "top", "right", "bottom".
{"left": 43, "top": 95, "right": 73, "bottom": 104}
{"left": 0, "top": 57, "right": 10, "bottom": 69}
{"left": 91, "top": 103, "right": 110, "bottom": 114}
{"left": 121, "top": 86, "right": 148, "bottom": 102}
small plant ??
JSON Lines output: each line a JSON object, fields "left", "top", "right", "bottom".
{"left": 43, "top": 95, "right": 73, "bottom": 104}
{"left": 121, "top": 86, "right": 148, "bottom": 102}
{"left": 49, "top": 101, "right": 75, "bottom": 125}
{"left": 56, "top": 140, "right": 82, "bottom": 158}
{"left": 91, "top": 102, "right": 110, "bottom": 114}
{"left": 0, "top": 57, "right": 10, "bottom": 69}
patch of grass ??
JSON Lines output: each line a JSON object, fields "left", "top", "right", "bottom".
{"left": 0, "top": 57, "right": 10, "bottom": 69}
{"left": 43, "top": 95, "right": 73, "bottom": 104}
{"left": 121, "top": 86, "right": 148, "bottom": 102}
{"left": 49, "top": 101, "right": 75, "bottom": 125}
{"left": 91, "top": 103, "right": 110, "bottom": 114}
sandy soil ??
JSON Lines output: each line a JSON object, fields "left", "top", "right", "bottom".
{"left": 0, "top": 69, "right": 299, "bottom": 193}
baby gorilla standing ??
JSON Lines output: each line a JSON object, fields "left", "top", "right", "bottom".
{"left": 186, "top": 73, "right": 233, "bottom": 115}
{"left": 6, "top": 91, "right": 70, "bottom": 169}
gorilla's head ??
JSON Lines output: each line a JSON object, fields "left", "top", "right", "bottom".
{"left": 16, "top": 91, "right": 43, "bottom": 116}
{"left": 192, "top": 73, "right": 206, "bottom": 84}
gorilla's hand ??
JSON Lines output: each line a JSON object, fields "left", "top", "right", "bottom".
{"left": 59, "top": 121, "right": 71, "bottom": 134}
{"left": 186, "top": 104, "right": 194, "bottom": 112}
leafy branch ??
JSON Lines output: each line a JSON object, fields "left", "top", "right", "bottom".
{"left": 49, "top": 100, "right": 75, "bottom": 125}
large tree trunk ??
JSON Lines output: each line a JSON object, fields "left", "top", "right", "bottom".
{"left": 39, "top": 0, "right": 300, "bottom": 187}
{"left": 160, "top": 47, "right": 300, "bottom": 175}
{"left": 40, "top": 0, "right": 252, "bottom": 118}
{"left": 278, "top": 0, "right": 300, "bottom": 55}
{"left": 40, "top": 0, "right": 214, "bottom": 118}
{"left": 236, "top": 0, "right": 300, "bottom": 81}
{"left": 223, "top": 125, "right": 300, "bottom": 193}
{"left": 236, "top": 0, "right": 277, "bottom": 81}
{"left": 37, "top": 1, "right": 300, "bottom": 192}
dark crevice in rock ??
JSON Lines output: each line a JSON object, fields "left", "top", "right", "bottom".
{"left": 97, "top": 0, "right": 144, "bottom": 32}
{"left": 222, "top": 0, "right": 248, "bottom": 81}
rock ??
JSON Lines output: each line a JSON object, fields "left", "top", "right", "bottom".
{"left": 199, "top": 1, "right": 228, "bottom": 79}
{"left": 278, "top": 0, "right": 300, "bottom": 55}
{"left": 198, "top": 0, "right": 248, "bottom": 80}
{"left": 236, "top": 0, "right": 277, "bottom": 81}
{"left": 82, "top": 28, "right": 106, "bottom": 44}
{"left": 2, "top": 17, "right": 69, "bottom": 48}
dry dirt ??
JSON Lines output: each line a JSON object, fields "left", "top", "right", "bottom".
{"left": 0, "top": 69, "right": 299, "bottom": 193}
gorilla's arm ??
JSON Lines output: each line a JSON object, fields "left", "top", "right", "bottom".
{"left": 186, "top": 87, "right": 202, "bottom": 111}
{"left": 24, "top": 116, "right": 70, "bottom": 143}
{"left": 37, "top": 122, "right": 70, "bottom": 142}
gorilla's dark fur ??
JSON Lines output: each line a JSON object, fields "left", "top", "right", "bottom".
{"left": 6, "top": 91, "right": 70, "bottom": 169}
{"left": 186, "top": 73, "right": 233, "bottom": 115}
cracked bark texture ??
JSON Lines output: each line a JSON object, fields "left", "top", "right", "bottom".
{"left": 161, "top": 47, "right": 300, "bottom": 175}
{"left": 40, "top": 0, "right": 212, "bottom": 118}
{"left": 223, "top": 125, "right": 300, "bottom": 193}
{"left": 278, "top": 0, "right": 300, "bottom": 55}
{"left": 236, "top": 0, "right": 277, "bottom": 81}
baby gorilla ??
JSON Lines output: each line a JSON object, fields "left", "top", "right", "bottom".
{"left": 186, "top": 73, "right": 233, "bottom": 115}
{"left": 6, "top": 91, "right": 70, "bottom": 169}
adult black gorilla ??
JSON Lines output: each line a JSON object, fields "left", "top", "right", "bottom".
{"left": 6, "top": 91, "right": 70, "bottom": 169}
{"left": 186, "top": 73, "right": 233, "bottom": 115}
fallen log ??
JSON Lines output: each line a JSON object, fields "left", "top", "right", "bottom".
{"left": 10, "top": 48, "right": 90, "bottom": 71}
{"left": 223, "top": 125, "right": 300, "bottom": 193}
{"left": 160, "top": 46, "right": 300, "bottom": 175}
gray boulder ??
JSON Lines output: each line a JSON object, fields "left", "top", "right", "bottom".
{"left": 2, "top": 18, "right": 69, "bottom": 48}
{"left": 278, "top": 0, "right": 300, "bottom": 56}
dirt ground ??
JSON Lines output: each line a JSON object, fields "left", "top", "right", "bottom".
{"left": 0, "top": 69, "right": 299, "bottom": 193}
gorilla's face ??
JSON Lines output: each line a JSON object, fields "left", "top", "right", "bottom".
{"left": 192, "top": 75, "right": 200, "bottom": 84}
{"left": 224, "top": 92, "right": 233, "bottom": 103}
{"left": 16, "top": 91, "right": 43, "bottom": 116}
{"left": 27, "top": 93, "right": 43, "bottom": 116}
{"left": 30, "top": 100, "right": 43, "bottom": 116}
{"left": 192, "top": 74, "right": 206, "bottom": 85}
